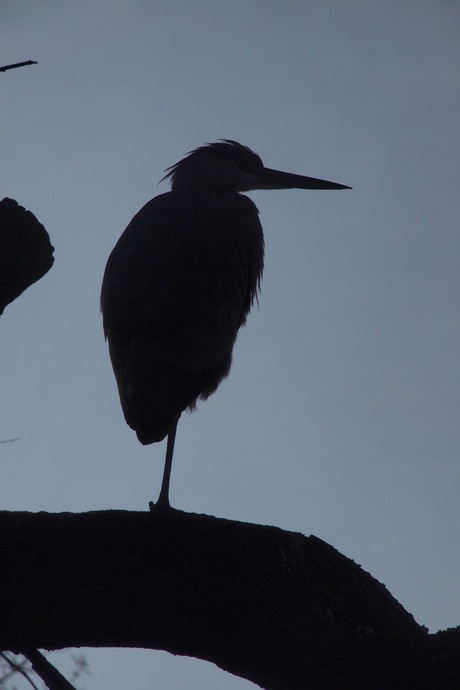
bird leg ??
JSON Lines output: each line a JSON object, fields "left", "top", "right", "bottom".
{"left": 149, "top": 413, "right": 180, "bottom": 512}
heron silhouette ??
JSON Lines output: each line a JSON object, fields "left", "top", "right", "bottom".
{"left": 101, "top": 140, "right": 350, "bottom": 510}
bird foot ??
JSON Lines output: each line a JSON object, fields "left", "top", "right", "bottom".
{"left": 148, "top": 499, "right": 173, "bottom": 515}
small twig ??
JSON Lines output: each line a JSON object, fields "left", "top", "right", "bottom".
{"left": 0, "top": 652, "right": 41, "bottom": 690}
{"left": 0, "top": 60, "right": 38, "bottom": 73}
{"left": 0, "top": 437, "right": 19, "bottom": 444}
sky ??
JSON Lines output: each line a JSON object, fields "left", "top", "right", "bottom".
{"left": 1, "top": 0, "right": 460, "bottom": 688}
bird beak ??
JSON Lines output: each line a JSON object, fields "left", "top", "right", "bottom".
{"left": 253, "top": 167, "right": 351, "bottom": 191}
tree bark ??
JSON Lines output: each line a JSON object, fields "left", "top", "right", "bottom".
{"left": 0, "top": 509, "right": 459, "bottom": 689}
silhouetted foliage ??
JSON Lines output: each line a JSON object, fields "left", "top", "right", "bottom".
{"left": 0, "top": 199, "right": 54, "bottom": 315}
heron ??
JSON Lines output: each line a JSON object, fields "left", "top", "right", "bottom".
{"left": 101, "top": 140, "right": 350, "bottom": 511}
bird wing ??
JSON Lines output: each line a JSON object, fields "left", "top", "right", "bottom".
{"left": 102, "top": 192, "right": 262, "bottom": 364}
{"left": 101, "top": 191, "right": 264, "bottom": 441}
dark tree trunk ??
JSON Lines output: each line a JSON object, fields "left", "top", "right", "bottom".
{"left": 1, "top": 509, "right": 459, "bottom": 689}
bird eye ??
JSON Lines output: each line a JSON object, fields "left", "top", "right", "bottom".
{"left": 235, "top": 159, "right": 247, "bottom": 170}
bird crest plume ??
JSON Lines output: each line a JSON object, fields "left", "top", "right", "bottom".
{"left": 159, "top": 140, "right": 263, "bottom": 186}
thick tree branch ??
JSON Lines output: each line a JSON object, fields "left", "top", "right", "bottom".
{"left": 0, "top": 509, "right": 459, "bottom": 689}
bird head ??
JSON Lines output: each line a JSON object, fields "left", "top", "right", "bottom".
{"left": 162, "top": 140, "right": 351, "bottom": 194}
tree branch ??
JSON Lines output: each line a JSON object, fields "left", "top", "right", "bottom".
{"left": 22, "top": 649, "right": 77, "bottom": 690}
{"left": 0, "top": 60, "right": 37, "bottom": 73}
{"left": 0, "top": 509, "right": 459, "bottom": 689}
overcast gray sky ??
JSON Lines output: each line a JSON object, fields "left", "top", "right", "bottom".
{"left": 1, "top": 1, "right": 460, "bottom": 688}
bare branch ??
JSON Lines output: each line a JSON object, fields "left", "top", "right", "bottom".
{"left": 0, "top": 61, "right": 37, "bottom": 73}
{"left": 22, "top": 650, "right": 77, "bottom": 690}
{"left": 0, "top": 652, "right": 40, "bottom": 690}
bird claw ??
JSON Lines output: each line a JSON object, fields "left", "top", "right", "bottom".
{"left": 148, "top": 499, "right": 172, "bottom": 515}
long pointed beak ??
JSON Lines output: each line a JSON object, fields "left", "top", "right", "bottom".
{"left": 253, "top": 166, "right": 351, "bottom": 191}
